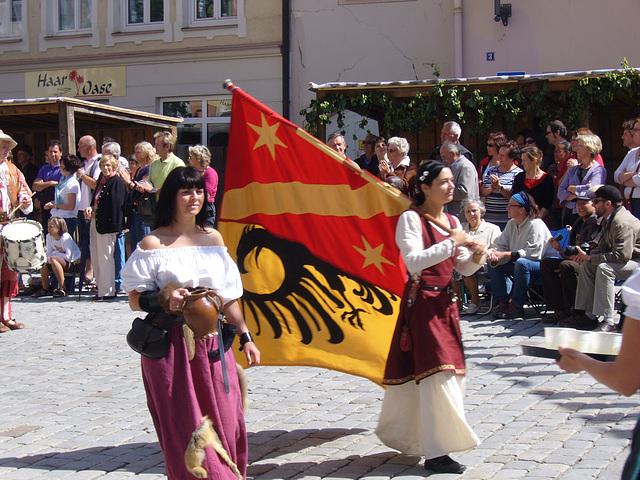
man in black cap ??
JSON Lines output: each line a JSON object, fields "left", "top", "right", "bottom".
{"left": 16, "top": 144, "right": 38, "bottom": 190}
{"left": 541, "top": 189, "right": 601, "bottom": 325}
{"left": 569, "top": 185, "right": 640, "bottom": 331}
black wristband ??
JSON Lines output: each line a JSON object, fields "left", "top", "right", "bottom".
{"left": 510, "top": 251, "right": 521, "bottom": 262}
{"left": 238, "top": 332, "right": 254, "bottom": 351}
{"left": 138, "top": 291, "right": 163, "bottom": 313}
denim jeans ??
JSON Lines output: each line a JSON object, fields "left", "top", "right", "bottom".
{"left": 114, "top": 232, "right": 125, "bottom": 290}
{"left": 488, "top": 258, "right": 541, "bottom": 308}
{"left": 129, "top": 211, "right": 152, "bottom": 252}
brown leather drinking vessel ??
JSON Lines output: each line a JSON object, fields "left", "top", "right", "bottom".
{"left": 181, "top": 287, "right": 225, "bottom": 340}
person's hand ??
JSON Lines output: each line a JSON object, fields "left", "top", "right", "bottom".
{"left": 138, "top": 181, "right": 153, "bottom": 193}
{"left": 77, "top": 167, "right": 85, "bottom": 180}
{"left": 168, "top": 288, "right": 190, "bottom": 313}
{"left": 576, "top": 246, "right": 591, "bottom": 262}
{"left": 567, "top": 158, "right": 578, "bottom": 168}
{"left": 487, "top": 249, "right": 508, "bottom": 262}
{"left": 567, "top": 185, "right": 577, "bottom": 194}
{"left": 21, "top": 196, "right": 32, "bottom": 208}
{"left": 557, "top": 345, "right": 587, "bottom": 373}
{"left": 569, "top": 254, "right": 583, "bottom": 264}
{"left": 83, "top": 207, "right": 93, "bottom": 219}
{"left": 118, "top": 169, "right": 131, "bottom": 184}
{"left": 243, "top": 342, "right": 261, "bottom": 367}
{"left": 44, "top": 201, "right": 54, "bottom": 210}
{"left": 449, "top": 229, "right": 471, "bottom": 247}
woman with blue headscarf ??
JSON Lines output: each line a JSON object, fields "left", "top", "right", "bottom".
{"left": 487, "top": 192, "right": 555, "bottom": 319}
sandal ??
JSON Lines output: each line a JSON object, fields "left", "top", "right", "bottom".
{"left": 2, "top": 318, "right": 25, "bottom": 330}
{"left": 32, "top": 288, "right": 49, "bottom": 298}
{"left": 53, "top": 288, "right": 66, "bottom": 298}
{"left": 464, "top": 303, "right": 479, "bottom": 315}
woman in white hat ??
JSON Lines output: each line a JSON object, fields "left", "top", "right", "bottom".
{"left": 0, "top": 130, "right": 33, "bottom": 332}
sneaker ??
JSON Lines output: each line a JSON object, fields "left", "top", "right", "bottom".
{"left": 543, "top": 311, "right": 568, "bottom": 324}
{"left": 424, "top": 455, "right": 466, "bottom": 475}
{"left": 465, "top": 303, "right": 479, "bottom": 315}
{"left": 593, "top": 321, "right": 618, "bottom": 333}
{"left": 493, "top": 300, "right": 509, "bottom": 318}
{"left": 495, "top": 302, "right": 525, "bottom": 319}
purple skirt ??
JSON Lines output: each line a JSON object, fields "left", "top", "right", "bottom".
{"left": 141, "top": 323, "right": 247, "bottom": 479}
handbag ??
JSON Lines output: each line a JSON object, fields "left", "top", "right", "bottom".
{"left": 126, "top": 312, "right": 173, "bottom": 359}
{"left": 137, "top": 192, "right": 156, "bottom": 218}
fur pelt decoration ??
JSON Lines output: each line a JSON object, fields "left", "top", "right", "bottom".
{"left": 185, "top": 415, "right": 242, "bottom": 479}
{"left": 158, "top": 282, "right": 183, "bottom": 313}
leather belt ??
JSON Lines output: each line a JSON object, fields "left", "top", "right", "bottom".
{"left": 421, "top": 285, "right": 454, "bottom": 294}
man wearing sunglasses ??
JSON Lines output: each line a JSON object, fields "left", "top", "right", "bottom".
{"left": 571, "top": 185, "right": 640, "bottom": 332}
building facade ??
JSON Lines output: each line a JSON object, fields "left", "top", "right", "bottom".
{"left": 0, "top": 0, "right": 283, "bottom": 165}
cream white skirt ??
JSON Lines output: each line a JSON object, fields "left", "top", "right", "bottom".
{"left": 375, "top": 370, "right": 480, "bottom": 458}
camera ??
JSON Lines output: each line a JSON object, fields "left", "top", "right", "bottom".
{"left": 565, "top": 243, "right": 590, "bottom": 256}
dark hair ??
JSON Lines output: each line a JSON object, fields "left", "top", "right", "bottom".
{"left": 499, "top": 140, "right": 521, "bottom": 163}
{"left": 48, "top": 139, "right": 62, "bottom": 150}
{"left": 17, "top": 145, "right": 32, "bottom": 156}
{"left": 488, "top": 131, "right": 508, "bottom": 150}
{"left": 548, "top": 120, "right": 568, "bottom": 138}
{"left": 60, "top": 154, "right": 82, "bottom": 174}
{"left": 414, "top": 160, "right": 449, "bottom": 206}
{"left": 154, "top": 167, "right": 209, "bottom": 229}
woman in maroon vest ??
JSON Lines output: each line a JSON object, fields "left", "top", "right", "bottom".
{"left": 376, "top": 161, "right": 486, "bottom": 475}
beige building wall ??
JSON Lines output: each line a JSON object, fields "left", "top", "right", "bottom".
{"left": 0, "top": 0, "right": 283, "bottom": 115}
{"left": 291, "top": 0, "right": 640, "bottom": 127}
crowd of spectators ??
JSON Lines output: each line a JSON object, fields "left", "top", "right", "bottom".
{"left": 14, "top": 131, "right": 218, "bottom": 303}
{"left": 349, "top": 117, "right": 640, "bottom": 331}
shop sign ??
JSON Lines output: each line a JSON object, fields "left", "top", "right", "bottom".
{"left": 25, "top": 67, "right": 126, "bottom": 98}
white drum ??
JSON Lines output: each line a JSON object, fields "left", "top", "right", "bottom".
{"left": 1, "top": 220, "right": 46, "bottom": 273}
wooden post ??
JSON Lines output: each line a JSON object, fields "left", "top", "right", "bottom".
{"left": 58, "top": 101, "right": 76, "bottom": 155}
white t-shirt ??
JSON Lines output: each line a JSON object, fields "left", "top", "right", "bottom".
{"left": 51, "top": 175, "right": 81, "bottom": 218}
{"left": 77, "top": 155, "right": 102, "bottom": 211}
{"left": 45, "top": 232, "right": 81, "bottom": 263}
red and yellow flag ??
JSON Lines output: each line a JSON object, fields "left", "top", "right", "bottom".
{"left": 219, "top": 83, "right": 411, "bottom": 385}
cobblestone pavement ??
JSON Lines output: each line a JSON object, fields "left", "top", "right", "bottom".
{"left": 0, "top": 294, "right": 636, "bottom": 479}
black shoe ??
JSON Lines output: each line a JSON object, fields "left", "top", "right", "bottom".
{"left": 424, "top": 455, "right": 466, "bottom": 475}
{"left": 575, "top": 314, "right": 599, "bottom": 331}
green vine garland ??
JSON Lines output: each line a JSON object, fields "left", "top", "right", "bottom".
{"left": 301, "top": 60, "right": 640, "bottom": 137}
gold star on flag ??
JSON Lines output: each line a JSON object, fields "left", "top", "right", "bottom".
{"left": 353, "top": 236, "right": 395, "bottom": 274}
{"left": 247, "top": 112, "right": 288, "bottom": 160}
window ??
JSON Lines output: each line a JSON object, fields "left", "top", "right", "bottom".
{"left": 195, "top": 0, "right": 236, "bottom": 20}
{"left": 57, "top": 0, "right": 92, "bottom": 32}
{"left": 189, "top": 0, "right": 237, "bottom": 26}
{"left": 127, "top": 0, "right": 163, "bottom": 26}
{"left": 0, "top": 0, "right": 21, "bottom": 37}
{"left": 162, "top": 96, "right": 232, "bottom": 201}
{"left": 175, "top": 0, "right": 245, "bottom": 40}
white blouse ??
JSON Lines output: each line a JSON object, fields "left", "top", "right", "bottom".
{"left": 121, "top": 245, "right": 243, "bottom": 304}
{"left": 396, "top": 209, "right": 481, "bottom": 277}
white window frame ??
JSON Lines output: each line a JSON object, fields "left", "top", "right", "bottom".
{"left": 0, "top": 0, "right": 27, "bottom": 53}
{"left": 175, "top": 0, "right": 245, "bottom": 41}
{"left": 123, "top": 0, "right": 164, "bottom": 28}
{"left": 40, "top": 0, "right": 99, "bottom": 51}
{"left": 0, "top": 0, "right": 22, "bottom": 38}
{"left": 106, "top": 0, "right": 171, "bottom": 46}
{"left": 56, "top": 0, "right": 92, "bottom": 33}
{"left": 159, "top": 95, "right": 232, "bottom": 157}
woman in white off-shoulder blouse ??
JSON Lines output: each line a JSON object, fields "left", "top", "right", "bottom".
{"left": 121, "top": 166, "right": 260, "bottom": 480}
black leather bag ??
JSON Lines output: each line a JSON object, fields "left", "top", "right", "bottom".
{"left": 137, "top": 192, "right": 156, "bottom": 218}
{"left": 126, "top": 313, "right": 171, "bottom": 359}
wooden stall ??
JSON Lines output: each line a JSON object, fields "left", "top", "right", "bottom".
{"left": 0, "top": 97, "right": 183, "bottom": 167}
